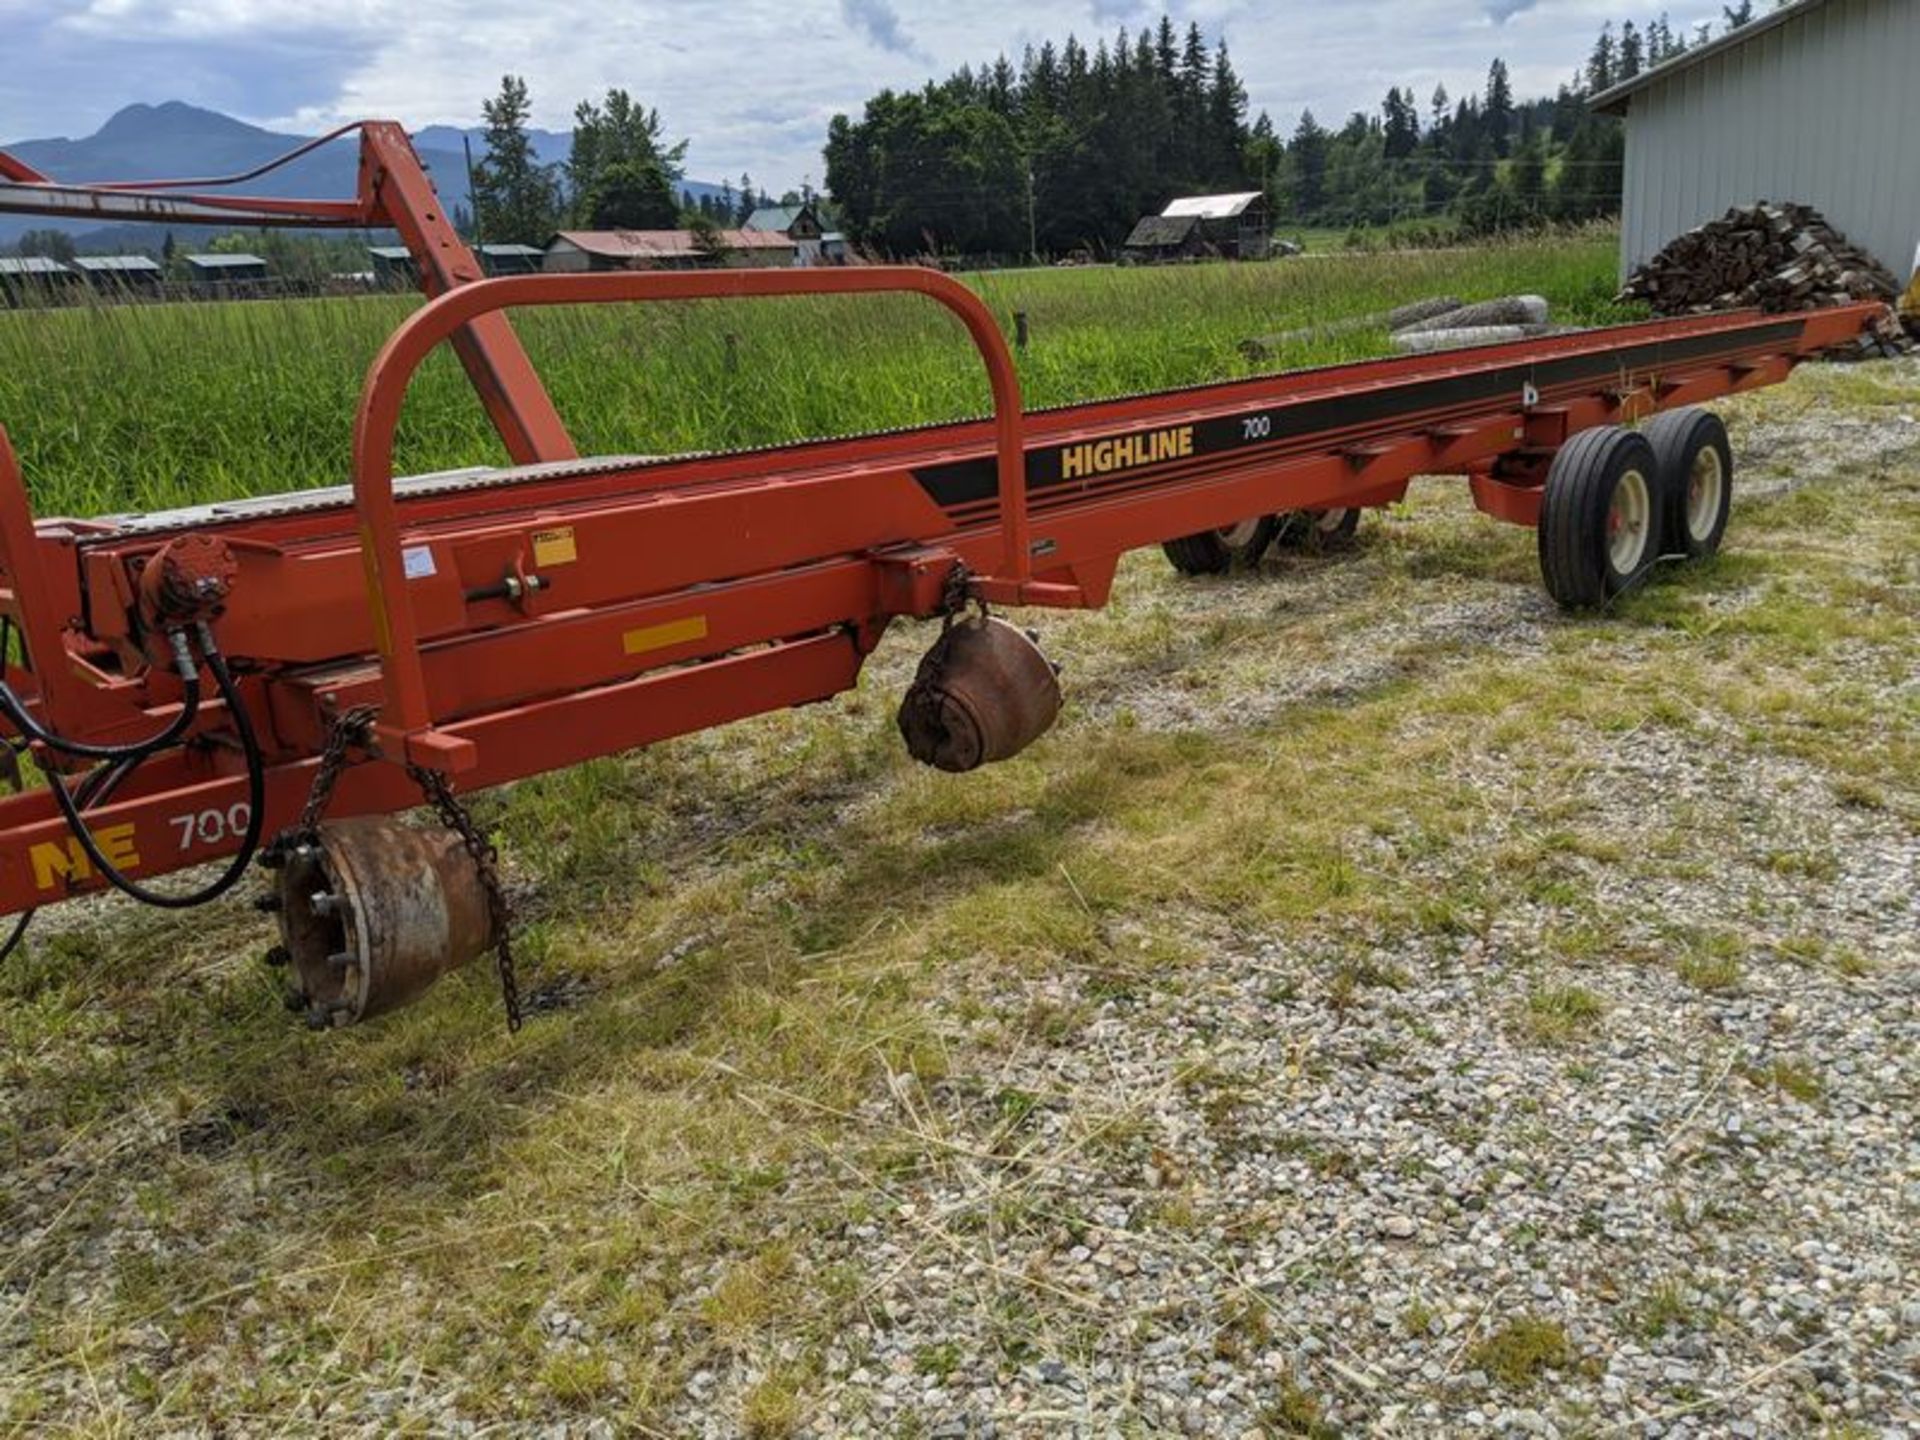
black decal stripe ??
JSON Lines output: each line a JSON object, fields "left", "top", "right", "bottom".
{"left": 911, "top": 320, "right": 1805, "bottom": 513}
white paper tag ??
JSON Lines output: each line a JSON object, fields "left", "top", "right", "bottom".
{"left": 402, "top": 544, "right": 437, "bottom": 580}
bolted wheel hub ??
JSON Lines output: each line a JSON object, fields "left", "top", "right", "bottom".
{"left": 272, "top": 817, "right": 497, "bottom": 1028}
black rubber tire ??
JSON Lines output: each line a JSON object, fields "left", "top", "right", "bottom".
{"left": 1642, "top": 408, "right": 1733, "bottom": 561}
{"left": 1162, "top": 516, "right": 1280, "bottom": 575}
{"left": 1274, "top": 507, "right": 1362, "bottom": 551}
{"left": 1537, "top": 426, "right": 1664, "bottom": 610}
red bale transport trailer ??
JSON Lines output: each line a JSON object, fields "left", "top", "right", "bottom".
{"left": 0, "top": 124, "right": 1885, "bottom": 1029}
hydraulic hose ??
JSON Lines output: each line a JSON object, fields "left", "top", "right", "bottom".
{"left": 0, "top": 629, "right": 202, "bottom": 762}
{"left": 41, "top": 624, "right": 266, "bottom": 909}
{"left": 0, "top": 724, "right": 146, "bottom": 965}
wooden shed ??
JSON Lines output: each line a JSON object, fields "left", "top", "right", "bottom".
{"left": 1158, "top": 193, "right": 1272, "bottom": 260}
{"left": 1122, "top": 214, "right": 1204, "bottom": 264}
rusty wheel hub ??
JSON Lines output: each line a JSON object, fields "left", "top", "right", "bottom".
{"left": 273, "top": 817, "right": 497, "bottom": 1028}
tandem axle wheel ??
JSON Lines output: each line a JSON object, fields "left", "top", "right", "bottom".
{"left": 1537, "top": 409, "right": 1736, "bottom": 610}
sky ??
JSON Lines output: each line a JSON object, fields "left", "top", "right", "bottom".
{"left": 0, "top": 0, "right": 1738, "bottom": 190}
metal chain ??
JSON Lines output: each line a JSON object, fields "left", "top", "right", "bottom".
{"left": 297, "top": 705, "right": 379, "bottom": 839}
{"left": 920, "top": 560, "right": 983, "bottom": 690}
{"left": 404, "top": 760, "right": 522, "bottom": 1033}
{"left": 938, "top": 560, "right": 980, "bottom": 630}
{"left": 264, "top": 703, "right": 522, "bottom": 1032}
{"left": 261, "top": 703, "right": 380, "bottom": 861}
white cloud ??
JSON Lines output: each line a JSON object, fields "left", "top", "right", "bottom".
{"left": 3, "top": 1, "right": 1733, "bottom": 191}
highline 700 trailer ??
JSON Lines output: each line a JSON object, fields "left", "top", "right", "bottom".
{"left": 0, "top": 123, "right": 1883, "bottom": 1028}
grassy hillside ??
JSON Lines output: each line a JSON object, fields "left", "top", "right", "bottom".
{"left": 0, "top": 232, "right": 1625, "bottom": 516}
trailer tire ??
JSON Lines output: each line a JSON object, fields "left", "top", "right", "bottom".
{"left": 1538, "top": 427, "right": 1663, "bottom": 609}
{"left": 1275, "top": 507, "right": 1361, "bottom": 550}
{"left": 1162, "top": 516, "right": 1279, "bottom": 575}
{"left": 1642, "top": 408, "right": 1733, "bottom": 561}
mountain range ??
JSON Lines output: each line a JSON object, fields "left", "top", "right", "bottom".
{"left": 0, "top": 102, "right": 730, "bottom": 252}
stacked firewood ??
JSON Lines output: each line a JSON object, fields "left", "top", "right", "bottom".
{"left": 1621, "top": 203, "right": 1911, "bottom": 357}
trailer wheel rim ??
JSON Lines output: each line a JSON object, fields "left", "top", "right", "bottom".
{"left": 1313, "top": 509, "right": 1352, "bottom": 534}
{"left": 1607, "top": 469, "right": 1651, "bottom": 574}
{"left": 1216, "top": 519, "right": 1264, "bottom": 549}
{"left": 1686, "top": 447, "right": 1724, "bottom": 543}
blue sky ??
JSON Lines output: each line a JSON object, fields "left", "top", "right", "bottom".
{"left": 1, "top": 1, "right": 1731, "bottom": 189}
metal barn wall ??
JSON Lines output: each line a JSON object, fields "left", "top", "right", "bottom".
{"left": 1619, "top": 0, "right": 1920, "bottom": 281}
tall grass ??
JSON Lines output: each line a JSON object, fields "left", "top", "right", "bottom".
{"left": 0, "top": 231, "right": 1626, "bottom": 516}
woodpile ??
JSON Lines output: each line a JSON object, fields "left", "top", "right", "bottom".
{"left": 1621, "top": 203, "right": 1912, "bottom": 358}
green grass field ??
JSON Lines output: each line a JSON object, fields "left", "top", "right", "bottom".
{"left": 0, "top": 231, "right": 1626, "bottom": 516}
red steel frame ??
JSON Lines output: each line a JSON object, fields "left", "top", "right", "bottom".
{"left": 0, "top": 123, "right": 1884, "bottom": 919}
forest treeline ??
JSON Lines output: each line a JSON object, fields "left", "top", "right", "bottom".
{"left": 824, "top": 5, "right": 1782, "bottom": 259}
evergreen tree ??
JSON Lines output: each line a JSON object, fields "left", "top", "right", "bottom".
{"left": 1586, "top": 24, "right": 1616, "bottom": 94}
{"left": 1383, "top": 88, "right": 1419, "bottom": 160}
{"left": 1723, "top": 2, "right": 1754, "bottom": 27}
{"left": 1154, "top": 16, "right": 1178, "bottom": 80}
{"left": 1511, "top": 129, "right": 1549, "bottom": 222}
{"left": 1618, "top": 21, "right": 1644, "bottom": 81}
{"left": 822, "top": 8, "right": 1631, "bottom": 257}
{"left": 472, "top": 76, "right": 560, "bottom": 244}
{"left": 1206, "top": 42, "right": 1249, "bottom": 180}
{"left": 1648, "top": 14, "right": 1676, "bottom": 62}
{"left": 1289, "top": 109, "right": 1330, "bottom": 219}
{"left": 1484, "top": 59, "right": 1515, "bottom": 157}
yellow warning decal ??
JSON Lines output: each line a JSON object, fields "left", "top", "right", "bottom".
{"left": 622, "top": 615, "right": 708, "bottom": 656}
{"left": 532, "top": 526, "right": 578, "bottom": 567}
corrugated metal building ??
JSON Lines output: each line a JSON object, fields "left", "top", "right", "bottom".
{"left": 1593, "top": 0, "right": 1920, "bottom": 281}
{"left": 184, "top": 253, "right": 270, "bottom": 294}
{"left": 0, "top": 256, "right": 82, "bottom": 307}
{"left": 70, "top": 255, "right": 165, "bottom": 292}
{"left": 478, "top": 243, "right": 547, "bottom": 276}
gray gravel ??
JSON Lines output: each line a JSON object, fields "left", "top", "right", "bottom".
{"left": 2, "top": 366, "right": 1914, "bottom": 1437}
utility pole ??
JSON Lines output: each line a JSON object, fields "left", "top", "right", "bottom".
{"left": 1026, "top": 160, "right": 1038, "bottom": 266}
{"left": 463, "top": 134, "right": 483, "bottom": 246}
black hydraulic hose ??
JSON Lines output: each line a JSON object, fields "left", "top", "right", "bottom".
{"left": 0, "top": 908, "right": 28, "bottom": 965}
{"left": 42, "top": 625, "right": 267, "bottom": 909}
{"left": 0, "top": 629, "right": 203, "bottom": 762}
{"left": 0, "top": 739, "right": 145, "bottom": 965}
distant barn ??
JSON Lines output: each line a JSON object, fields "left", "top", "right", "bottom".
{"left": 1125, "top": 192, "right": 1271, "bottom": 263}
{"left": 543, "top": 229, "right": 797, "bottom": 272}
{"left": 71, "top": 255, "right": 164, "bottom": 294}
{"left": 478, "top": 243, "right": 546, "bottom": 276}
{"left": 368, "top": 245, "right": 417, "bottom": 288}
{"left": 0, "top": 256, "right": 82, "bottom": 306}
{"left": 184, "top": 253, "right": 269, "bottom": 294}
{"left": 1122, "top": 214, "right": 1205, "bottom": 264}
{"left": 744, "top": 202, "right": 827, "bottom": 264}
